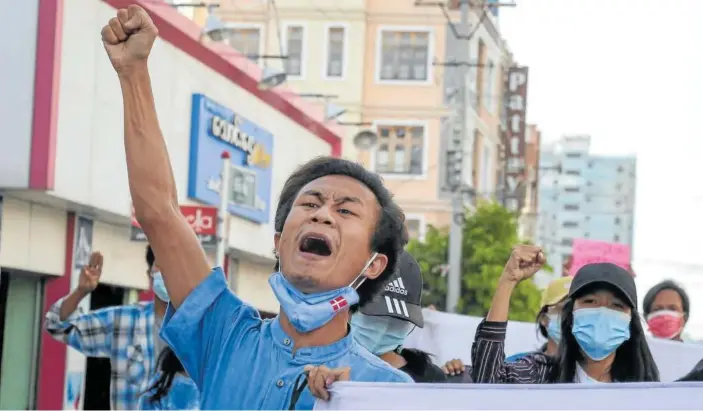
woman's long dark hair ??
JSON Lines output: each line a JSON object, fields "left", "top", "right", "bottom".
{"left": 147, "top": 347, "right": 185, "bottom": 404}
{"left": 550, "top": 285, "right": 660, "bottom": 383}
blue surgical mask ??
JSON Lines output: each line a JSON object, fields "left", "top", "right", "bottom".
{"left": 546, "top": 313, "right": 561, "bottom": 342}
{"left": 152, "top": 272, "right": 170, "bottom": 303}
{"left": 351, "top": 313, "right": 414, "bottom": 355}
{"left": 571, "top": 307, "right": 631, "bottom": 361}
{"left": 269, "top": 253, "right": 378, "bottom": 333}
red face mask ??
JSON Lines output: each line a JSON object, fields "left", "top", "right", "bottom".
{"left": 646, "top": 310, "right": 684, "bottom": 339}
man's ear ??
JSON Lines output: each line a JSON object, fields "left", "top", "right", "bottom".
{"left": 364, "top": 253, "right": 388, "bottom": 280}
{"left": 273, "top": 232, "right": 281, "bottom": 257}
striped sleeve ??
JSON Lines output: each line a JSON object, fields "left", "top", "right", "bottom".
{"left": 470, "top": 319, "right": 552, "bottom": 384}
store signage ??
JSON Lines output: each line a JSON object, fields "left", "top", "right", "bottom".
{"left": 188, "top": 94, "right": 273, "bottom": 224}
{"left": 503, "top": 66, "right": 529, "bottom": 212}
{"left": 130, "top": 205, "right": 218, "bottom": 246}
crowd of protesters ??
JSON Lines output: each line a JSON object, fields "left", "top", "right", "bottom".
{"left": 41, "top": 5, "right": 702, "bottom": 410}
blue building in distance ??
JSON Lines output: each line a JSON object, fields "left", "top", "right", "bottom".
{"left": 536, "top": 135, "right": 637, "bottom": 277}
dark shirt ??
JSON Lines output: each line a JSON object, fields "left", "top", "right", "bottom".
{"left": 398, "top": 349, "right": 447, "bottom": 383}
{"left": 471, "top": 320, "right": 555, "bottom": 384}
{"left": 446, "top": 365, "right": 474, "bottom": 384}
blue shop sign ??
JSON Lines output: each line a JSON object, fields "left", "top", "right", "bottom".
{"left": 188, "top": 93, "right": 273, "bottom": 224}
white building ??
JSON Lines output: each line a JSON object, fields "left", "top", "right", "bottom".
{"left": 536, "top": 135, "right": 637, "bottom": 277}
{"left": 0, "top": 0, "right": 342, "bottom": 408}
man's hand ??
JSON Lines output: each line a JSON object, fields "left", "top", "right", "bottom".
{"left": 500, "top": 245, "right": 546, "bottom": 284}
{"left": 101, "top": 5, "right": 158, "bottom": 74}
{"left": 304, "top": 365, "right": 350, "bottom": 401}
{"left": 77, "top": 252, "right": 103, "bottom": 294}
{"left": 442, "top": 358, "right": 465, "bottom": 376}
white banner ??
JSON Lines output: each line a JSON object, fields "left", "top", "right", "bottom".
{"left": 404, "top": 309, "right": 703, "bottom": 382}
{"left": 313, "top": 381, "right": 703, "bottom": 410}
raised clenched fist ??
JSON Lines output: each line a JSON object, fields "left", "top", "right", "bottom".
{"left": 101, "top": 5, "right": 158, "bottom": 74}
{"left": 500, "top": 244, "right": 546, "bottom": 283}
{"left": 78, "top": 252, "right": 103, "bottom": 294}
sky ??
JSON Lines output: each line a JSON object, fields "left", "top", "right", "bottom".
{"left": 498, "top": 1, "right": 703, "bottom": 337}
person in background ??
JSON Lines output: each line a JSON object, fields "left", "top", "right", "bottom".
{"left": 101, "top": 6, "right": 412, "bottom": 410}
{"left": 442, "top": 276, "right": 573, "bottom": 378}
{"left": 351, "top": 250, "right": 446, "bottom": 382}
{"left": 642, "top": 280, "right": 690, "bottom": 341}
{"left": 139, "top": 347, "right": 199, "bottom": 410}
{"left": 471, "top": 245, "right": 659, "bottom": 384}
{"left": 44, "top": 247, "right": 169, "bottom": 409}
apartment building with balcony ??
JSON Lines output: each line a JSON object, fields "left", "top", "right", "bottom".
{"left": 537, "top": 135, "right": 637, "bottom": 276}
{"left": 190, "top": 0, "right": 508, "bottom": 240}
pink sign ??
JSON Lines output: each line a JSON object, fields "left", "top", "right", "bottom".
{"left": 570, "top": 238, "right": 631, "bottom": 276}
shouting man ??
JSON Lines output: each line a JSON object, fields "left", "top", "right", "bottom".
{"left": 44, "top": 247, "right": 170, "bottom": 409}
{"left": 101, "top": 5, "right": 412, "bottom": 410}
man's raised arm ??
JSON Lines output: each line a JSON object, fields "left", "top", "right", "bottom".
{"left": 101, "top": 5, "right": 210, "bottom": 307}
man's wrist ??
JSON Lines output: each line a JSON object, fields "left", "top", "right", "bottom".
{"left": 116, "top": 61, "right": 150, "bottom": 83}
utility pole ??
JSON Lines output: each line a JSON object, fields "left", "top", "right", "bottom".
{"left": 445, "top": 0, "right": 472, "bottom": 313}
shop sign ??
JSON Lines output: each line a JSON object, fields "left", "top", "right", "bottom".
{"left": 187, "top": 93, "right": 273, "bottom": 224}
{"left": 130, "top": 205, "right": 217, "bottom": 246}
{"left": 503, "top": 66, "right": 529, "bottom": 212}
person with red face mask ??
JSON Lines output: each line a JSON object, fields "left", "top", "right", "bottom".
{"left": 642, "top": 280, "right": 690, "bottom": 341}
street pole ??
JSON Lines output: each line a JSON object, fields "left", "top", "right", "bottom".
{"left": 216, "top": 151, "right": 231, "bottom": 269}
{"left": 445, "top": 0, "right": 472, "bottom": 314}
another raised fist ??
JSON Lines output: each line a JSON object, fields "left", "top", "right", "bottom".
{"left": 500, "top": 244, "right": 546, "bottom": 283}
{"left": 78, "top": 252, "right": 104, "bottom": 294}
{"left": 101, "top": 5, "right": 158, "bottom": 74}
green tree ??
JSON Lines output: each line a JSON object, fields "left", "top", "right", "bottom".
{"left": 407, "top": 202, "right": 544, "bottom": 322}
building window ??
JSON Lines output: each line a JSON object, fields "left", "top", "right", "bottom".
{"left": 325, "top": 26, "right": 346, "bottom": 78}
{"left": 588, "top": 161, "right": 594, "bottom": 168}
{"left": 617, "top": 166, "right": 624, "bottom": 173}
{"left": 284, "top": 25, "right": 305, "bottom": 77}
{"left": 378, "top": 30, "right": 430, "bottom": 82}
{"left": 565, "top": 170, "right": 580, "bottom": 176}
{"left": 374, "top": 124, "right": 425, "bottom": 175}
{"left": 222, "top": 27, "right": 261, "bottom": 62}
{"left": 564, "top": 187, "right": 580, "bottom": 193}
{"left": 482, "top": 59, "right": 494, "bottom": 113}
{"left": 564, "top": 204, "right": 579, "bottom": 211}
{"left": 561, "top": 238, "right": 574, "bottom": 247}
{"left": 563, "top": 221, "right": 579, "bottom": 228}
{"left": 615, "top": 217, "right": 621, "bottom": 225}
{"left": 566, "top": 153, "right": 581, "bottom": 159}
{"left": 481, "top": 145, "right": 492, "bottom": 191}
{"left": 584, "top": 232, "right": 590, "bottom": 238}
{"left": 614, "top": 234, "right": 620, "bottom": 242}
{"left": 405, "top": 215, "right": 426, "bottom": 241}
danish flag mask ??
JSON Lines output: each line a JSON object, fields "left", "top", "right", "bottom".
{"left": 269, "top": 253, "right": 378, "bottom": 333}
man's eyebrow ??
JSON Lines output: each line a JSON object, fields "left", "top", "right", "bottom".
{"left": 300, "top": 190, "right": 363, "bottom": 206}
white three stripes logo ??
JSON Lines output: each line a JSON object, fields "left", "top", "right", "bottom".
{"left": 384, "top": 277, "right": 409, "bottom": 317}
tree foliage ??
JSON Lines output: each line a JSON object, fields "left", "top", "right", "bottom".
{"left": 407, "top": 202, "right": 544, "bottom": 322}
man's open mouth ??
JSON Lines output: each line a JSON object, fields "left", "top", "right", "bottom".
{"left": 298, "top": 234, "right": 332, "bottom": 256}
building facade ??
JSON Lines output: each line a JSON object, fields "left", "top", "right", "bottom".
{"left": 199, "top": 0, "right": 509, "bottom": 240}
{"left": 518, "top": 124, "right": 541, "bottom": 241}
{"left": 0, "top": 0, "right": 342, "bottom": 408}
{"left": 536, "top": 135, "right": 637, "bottom": 277}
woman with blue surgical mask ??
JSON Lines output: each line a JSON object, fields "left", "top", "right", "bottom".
{"left": 471, "top": 245, "right": 659, "bottom": 384}
{"left": 351, "top": 251, "right": 446, "bottom": 382}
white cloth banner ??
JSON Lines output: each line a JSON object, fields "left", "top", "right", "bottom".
{"left": 404, "top": 309, "right": 703, "bottom": 381}
{"left": 313, "top": 381, "right": 703, "bottom": 410}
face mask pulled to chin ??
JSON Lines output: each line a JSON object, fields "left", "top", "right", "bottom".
{"left": 269, "top": 253, "right": 378, "bottom": 333}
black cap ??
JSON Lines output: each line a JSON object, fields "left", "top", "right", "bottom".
{"left": 360, "top": 250, "right": 424, "bottom": 327}
{"left": 569, "top": 263, "right": 637, "bottom": 309}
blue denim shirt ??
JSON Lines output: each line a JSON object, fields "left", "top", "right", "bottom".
{"left": 161, "top": 268, "right": 412, "bottom": 410}
{"left": 138, "top": 373, "right": 199, "bottom": 410}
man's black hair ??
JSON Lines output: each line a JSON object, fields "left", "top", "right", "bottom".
{"left": 146, "top": 245, "right": 155, "bottom": 271}
{"left": 642, "top": 280, "right": 690, "bottom": 320}
{"left": 273, "top": 157, "right": 408, "bottom": 309}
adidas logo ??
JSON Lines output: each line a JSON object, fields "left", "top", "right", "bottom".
{"left": 385, "top": 278, "right": 408, "bottom": 295}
